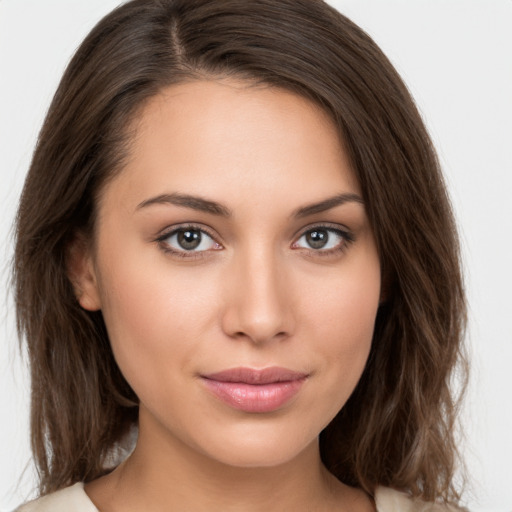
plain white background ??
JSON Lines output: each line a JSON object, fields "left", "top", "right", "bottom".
{"left": 1, "top": 1, "right": 511, "bottom": 510}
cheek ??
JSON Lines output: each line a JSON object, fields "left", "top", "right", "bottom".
{"left": 94, "top": 247, "right": 219, "bottom": 392}
{"left": 313, "top": 254, "right": 379, "bottom": 338}
{"left": 304, "top": 252, "right": 380, "bottom": 396}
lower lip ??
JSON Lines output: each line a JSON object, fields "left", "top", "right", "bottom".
{"left": 201, "top": 378, "right": 306, "bottom": 413}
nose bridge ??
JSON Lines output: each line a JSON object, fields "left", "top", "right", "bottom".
{"left": 222, "top": 243, "right": 293, "bottom": 343}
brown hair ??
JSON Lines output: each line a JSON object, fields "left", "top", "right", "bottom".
{"left": 13, "top": 0, "right": 467, "bottom": 504}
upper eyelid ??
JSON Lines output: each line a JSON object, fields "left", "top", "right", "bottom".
{"left": 156, "top": 223, "right": 219, "bottom": 242}
{"left": 293, "top": 222, "right": 352, "bottom": 239}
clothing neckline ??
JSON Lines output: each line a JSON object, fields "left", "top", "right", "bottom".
{"left": 20, "top": 481, "right": 423, "bottom": 512}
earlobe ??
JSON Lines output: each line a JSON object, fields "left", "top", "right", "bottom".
{"left": 66, "top": 233, "right": 102, "bottom": 311}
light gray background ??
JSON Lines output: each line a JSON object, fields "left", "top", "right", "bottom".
{"left": 1, "top": 1, "right": 511, "bottom": 510}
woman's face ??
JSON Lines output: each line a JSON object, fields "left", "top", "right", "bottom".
{"left": 77, "top": 79, "right": 381, "bottom": 468}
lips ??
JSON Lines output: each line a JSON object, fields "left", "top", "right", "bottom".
{"left": 201, "top": 367, "right": 308, "bottom": 413}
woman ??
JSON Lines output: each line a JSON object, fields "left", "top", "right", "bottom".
{"left": 13, "top": 0, "right": 466, "bottom": 510}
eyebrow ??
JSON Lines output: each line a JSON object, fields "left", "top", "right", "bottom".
{"left": 136, "top": 193, "right": 232, "bottom": 217}
{"left": 136, "top": 191, "right": 364, "bottom": 218}
{"left": 292, "top": 192, "right": 364, "bottom": 218}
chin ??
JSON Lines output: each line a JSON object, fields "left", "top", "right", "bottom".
{"left": 193, "top": 423, "right": 318, "bottom": 469}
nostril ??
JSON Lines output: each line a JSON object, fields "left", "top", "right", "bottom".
{"left": 229, "top": 329, "right": 290, "bottom": 345}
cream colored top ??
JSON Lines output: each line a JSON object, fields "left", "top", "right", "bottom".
{"left": 16, "top": 482, "right": 458, "bottom": 511}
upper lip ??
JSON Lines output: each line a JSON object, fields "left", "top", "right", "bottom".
{"left": 201, "top": 367, "right": 308, "bottom": 385}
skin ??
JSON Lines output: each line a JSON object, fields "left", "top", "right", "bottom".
{"left": 73, "top": 79, "right": 381, "bottom": 511}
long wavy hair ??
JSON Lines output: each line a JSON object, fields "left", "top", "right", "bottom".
{"left": 13, "top": 0, "right": 467, "bottom": 505}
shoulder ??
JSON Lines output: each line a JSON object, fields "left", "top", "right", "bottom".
{"left": 15, "top": 483, "right": 99, "bottom": 512}
{"left": 375, "top": 487, "right": 462, "bottom": 512}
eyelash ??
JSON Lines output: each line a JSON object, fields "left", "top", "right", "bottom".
{"left": 155, "top": 223, "right": 220, "bottom": 260}
{"left": 155, "top": 223, "right": 355, "bottom": 259}
{"left": 292, "top": 224, "right": 355, "bottom": 258}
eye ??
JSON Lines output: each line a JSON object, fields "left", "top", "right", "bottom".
{"left": 158, "top": 226, "right": 221, "bottom": 254}
{"left": 293, "top": 226, "right": 352, "bottom": 252}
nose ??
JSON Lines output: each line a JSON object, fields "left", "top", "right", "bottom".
{"left": 221, "top": 247, "right": 295, "bottom": 345}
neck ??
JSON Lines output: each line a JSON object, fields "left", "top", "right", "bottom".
{"left": 85, "top": 410, "right": 372, "bottom": 512}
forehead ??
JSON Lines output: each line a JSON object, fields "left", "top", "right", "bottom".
{"left": 99, "top": 79, "right": 361, "bottom": 214}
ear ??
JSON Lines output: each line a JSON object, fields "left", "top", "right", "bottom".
{"left": 66, "top": 233, "right": 101, "bottom": 311}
